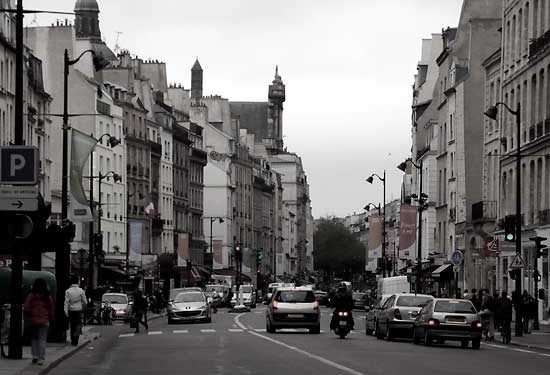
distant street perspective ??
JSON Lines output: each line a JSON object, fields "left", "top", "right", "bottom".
{"left": 0, "top": 0, "right": 550, "bottom": 374}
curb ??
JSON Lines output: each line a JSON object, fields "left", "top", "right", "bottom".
{"left": 37, "top": 333, "right": 100, "bottom": 375}
{"left": 495, "top": 334, "right": 550, "bottom": 352}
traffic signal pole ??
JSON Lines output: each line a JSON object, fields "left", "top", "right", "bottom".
{"left": 514, "top": 103, "right": 523, "bottom": 337}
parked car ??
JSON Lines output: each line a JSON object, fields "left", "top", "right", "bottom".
{"left": 352, "top": 292, "right": 367, "bottom": 310}
{"left": 375, "top": 293, "right": 433, "bottom": 340}
{"left": 167, "top": 291, "right": 212, "bottom": 324}
{"left": 413, "top": 298, "right": 482, "bottom": 349}
{"left": 169, "top": 287, "right": 203, "bottom": 301}
{"left": 314, "top": 290, "right": 330, "bottom": 307}
{"left": 204, "top": 285, "right": 229, "bottom": 306}
{"left": 266, "top": 287, "right": 320, "bottom": 334}
{"left": 101, "top": 293, "right": 131, "bottom": 321}
{"left": 230, "top": 285, "right": 257, "bottom": 308}
{"left": 365, "top": 294, "right": 390, "bottom": 335}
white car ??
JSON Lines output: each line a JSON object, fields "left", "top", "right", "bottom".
{"left": 101, "top": 293, "right": 131, "bottom": 321}
{"left": 266, "top": 287, "right": 320, "bottom": 334}
{"left": 230, "top": 285, "right": 256, "bottom": 308}
{"left": 167, "top": 291, "right": 212, "bottom": 324}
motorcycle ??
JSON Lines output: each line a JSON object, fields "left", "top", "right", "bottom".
{"left": 333, "top": 310, "right": 353, "bottom": 339}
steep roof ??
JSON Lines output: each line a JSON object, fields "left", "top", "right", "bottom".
{"left": 192, "top": 58, "right": 203, "bottom": 71}
{"left": 75, "top": 0, "right": 99, "bottom": 12}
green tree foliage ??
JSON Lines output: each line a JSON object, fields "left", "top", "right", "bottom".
{"left": 313, "top": 217, "right": 366, "bottom": 278}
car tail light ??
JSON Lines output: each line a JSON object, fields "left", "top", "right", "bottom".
{"left": 272, "top": 301, "right": 278, "bottom": 310}
{"left": 313, "top": 301, "right": 319, "bottom": 310}
{"left": 394, "top": 309, "right": 402, "bottom": 320}
{"left": 472, "top": 321, "right": 482, "bottom": 328}
{"left": 428, "top": 319, "right": 439, "bottom": 326}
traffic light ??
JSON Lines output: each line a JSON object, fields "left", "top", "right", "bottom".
{"left": 93, "top": 233, "right": 103, "bottom": 253}
{"left": 234, "top": 244, "right": 242, "bottom": 261}
{"left": 186, "top": 259, "right": 192, "bottom": 271}
{"left": 534, "top": 239, "right": 548, "bottom": 258}
{"left": 533, "top": 270, "right": 542, "bottom": 282}
{"left": 504, "top": 215, "right": 516, "bottom": 242}
{"left": 256, "top": 248, "right": 263, "bottom": 265}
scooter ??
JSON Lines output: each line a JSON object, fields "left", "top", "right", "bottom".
{"left": 333, "top": 311, "right": 352, "bottom": 339}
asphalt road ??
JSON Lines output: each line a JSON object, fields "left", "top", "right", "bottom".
{"left": 46, "top": 306, "right": 550, "bottom": 375}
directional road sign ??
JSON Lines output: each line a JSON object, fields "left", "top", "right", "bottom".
{"left": 0, "top": 198, "right": 39, "bottom": 212}
{"left": 0, "top": 146, "right": 39, "bottom": 185}
{"left": 509, "top": 254, "right": 527, "bottom": 269}
{"left": 0, "top": 186, "right": 39, "bottom": 199}
{"left": 451, "top": 250, "right": 464, "bottom": 266}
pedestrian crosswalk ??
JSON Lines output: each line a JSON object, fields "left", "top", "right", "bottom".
{"left": 117, "top": 327, "right": 344, "bottom": 338}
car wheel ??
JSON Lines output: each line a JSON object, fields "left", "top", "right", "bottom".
{"left": 385, "top": 324, "right": 394, "bottom": 341}
{"left": 472, "top": 339, "right": 481, "bottom": 350}
{"left": 266, "top": 319, "right": 276, "bottom": 333}
{"left": 461, "top": 340, "right": 469, "bottom": 348}
{"left": 375, "top": 321, "right": 383, "bottom": 340}
{"left": 423, "top": 329, "right": 432, "bottom": 346}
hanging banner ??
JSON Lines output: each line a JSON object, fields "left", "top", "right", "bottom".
{"left": 213, "top": 240, "right": 223, "bottom": 267}
{"left": 177, "top": 232, "right": 190, "bottom": 267}
{"left": 69, "top": 129, "right": 96, "bottom": 221}
{"left": 399, "top": 204, "right": 417, "bottom": 259}
{"left": 129, "top": 220, "right": 143, "bottom": 262}
{"left": 368, "top": 215, "right": 382, "bottom": 259}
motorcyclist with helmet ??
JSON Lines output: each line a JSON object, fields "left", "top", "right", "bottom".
{"left": 330, "top": 283, "right": 355, "bottom": 331}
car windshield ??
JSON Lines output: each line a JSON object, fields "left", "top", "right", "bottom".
{"left": 396, "top": 296, "right": 432, "bottom": 307}
{"left": 435, "top": 300, "right": 477, "bottom": 314}
{"left": 233, "top": 286, "right": 252, "bottom": 293}
{"left": 275, "top": 290, "right": 316, "bottom": 303}
{"left": 174, "top": 292, "right": 205, "bottom": 303}
{"left": 102, "top": 295, "right": 127, "bottom": 304}
{"left": 205, "top": 285, "right": 224, "bottom": 293}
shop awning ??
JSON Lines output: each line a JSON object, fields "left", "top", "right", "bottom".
{"left": 431, "top": 264, "right": 453, "bottom": 278}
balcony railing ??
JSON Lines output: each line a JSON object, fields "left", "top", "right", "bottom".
{"left": 472, "top": 201, "right": 497, "bottom": 222}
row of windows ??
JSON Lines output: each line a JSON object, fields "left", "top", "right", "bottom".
{"left": 501, "top": 155, "right": 550, "bottom": 225}
{"left": 501, "top": 63, "right": 550, "bottom": 152}
{"left": 504, "top": 0, "right": 550, "bottom": 72}
{"left": 123, "top": 110, "right": 147, "bottom": 140}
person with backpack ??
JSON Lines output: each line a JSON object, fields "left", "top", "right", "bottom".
{"left": 24, "top": 279, "right": 55, "bottom": 365}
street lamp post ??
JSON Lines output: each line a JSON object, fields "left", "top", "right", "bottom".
{"left": 88, "top": 134, "right": 120, "bottom": 289}
{"left": 398, "top": 158, "right": 426, "bottom": 294}
{"left": 367, "top": 171, "right": 386, "bottom": 278}
{"left": 484, "top": 102, "right": 523, "bottom": 337}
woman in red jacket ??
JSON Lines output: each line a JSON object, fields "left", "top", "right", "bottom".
{"left": 24, "top": 278, "right": 55, "bottom": 365}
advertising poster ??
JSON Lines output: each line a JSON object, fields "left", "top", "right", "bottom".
{"left": 399, "top": 204, "right": 417, "bottom": 259}
{"left": 368, "top": 215, "right": 382, "bottom": 259}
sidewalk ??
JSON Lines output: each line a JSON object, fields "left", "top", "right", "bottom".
{"left": 495, "top": 321, "right": 550, "bottom": 351}
{"left": 0, "top": 327, "right": 99, "bottom": 375}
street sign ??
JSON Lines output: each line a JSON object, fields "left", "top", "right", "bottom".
{"left": 486, "top": 239, "right": 499, "bottom": 255}
{"left": 0, "top": 146, "right": 39, "bottom": 185}
{"left": 7, "top": 214, "right": 33, "bottom": 239}
{"left": 451, "top": 250, "right": 464, "bottom": 266}
{"left": 0, "top": 198, "right": 38, "bottom": 212}
{"left": 0, "top": 186, "right": 39, "bottom": 199}
{"left": 509, "top": 254, "right": 527, "bottom": 269}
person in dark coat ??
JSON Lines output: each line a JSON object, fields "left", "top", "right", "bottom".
{"left": 469, "top": 288, "right": 481, "bottom": 312}
{"left": 132, "top": 290, "right": 149, "bottom": 333}
{"left": 521, "top": 290, "right": 535, "bottom": 334}
{"left": 496, "top": 291, "right": 513, "bottom": 344}
{"left": 24, "top": 279, "right": 55, "bottom": 365}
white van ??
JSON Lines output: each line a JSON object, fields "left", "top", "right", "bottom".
{"left": 266, "top": 283, "right": 295, "bottom": 302}
{"left": 377, "top": 276, "right": 411, "bottom": 296}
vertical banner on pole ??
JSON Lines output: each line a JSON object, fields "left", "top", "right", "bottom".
{"left": 399, "top": 204, "right": 417, "bottom": 259}
{"left": 177, "top": 233, "right": 190, "bottom": 267}
{"left": 368, "top": 215, "right": 383, "bottom": 259}
{"left": 129, "top": 220, "right": 143, "bottom": 262}
{"left": 213, "top": 240, "right": 223, "bottom": 268}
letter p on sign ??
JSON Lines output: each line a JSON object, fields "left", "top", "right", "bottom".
{"left": 0, "top": 146, "right": 38, "bottom": 185}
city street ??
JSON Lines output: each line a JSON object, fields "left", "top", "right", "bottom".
{"left": 46, "top": 307, "right": 550, "bottom": 375}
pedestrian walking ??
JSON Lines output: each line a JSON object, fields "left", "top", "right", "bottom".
{"left": 64, "top": 274, "right": 87, "bottom": 346}
{"left": 496, "top": 291, "right": 513, "bottom": 344}
{"left": 521, "top": 290, "right": 535, "bottom": 334}
{"left": 24, "top": 278, "right": 55, "bottom": 365}
{"left": 480, "top": 290, "right": 495, "bottom": 341}
{"left": 469, "top": 288, "right": 481, "bottom": 312}
{"left": 211, "top": 289, "right": 219, "bottom": 313}
{"left": 132, "top": 290, "right": 148, "bottom": 333}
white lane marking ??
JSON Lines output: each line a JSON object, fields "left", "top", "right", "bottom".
{"left": 254, "top": 311, "right": 263, "bottom": 314}
{"left": 201, "top": 329, "right": 216, "bottom": 333}
{"left": 513, "top": 348, "right": 536, "bottom": 354}
{"left": 229, "top": 329, "right": 245, "bottom": 332}
{"left": 247, "top": 325, "right": 254, "bottom": 330}
{"left": 254, "top": 328, "right": 267, "bottom": 332}
{"left": 119, "top": 333, "right": 135, "bottom": 338}
{"left": 540, "top": 353, "right": 550, "bottom": 357}
{"left": 234, "top": 313, "right": 248, "bottom": 330}
{"left": 320, "top": 330, "right": 326, "bottom": 333}
{"left": 484, "top": 343, "right": 506, "bottom": 349}
{"left": 148, "top": 331, "right": 163, "bottom": 335}
{"left": 248, "top": 331, "right": 366, "bottom": 375}
{"left": 173, "top": 330, "right": 188, "bottom": 334}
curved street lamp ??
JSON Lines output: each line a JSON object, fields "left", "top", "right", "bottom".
{"left": 366, "top": 171, "right": 386, "bottom": 277}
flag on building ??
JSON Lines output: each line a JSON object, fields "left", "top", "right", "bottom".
{"left": 145, "top": 202, "right": 156, "bottom": 217}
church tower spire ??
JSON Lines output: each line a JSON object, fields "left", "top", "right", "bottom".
{"left": 74, "top": 0, "right": 101, "bottom": 40}
{"left": 268, "top": 65, "right": 285, "bottom": 152}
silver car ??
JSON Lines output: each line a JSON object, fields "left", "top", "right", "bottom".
{"left": 266, "top": 287, "right": 320, "bottom": 334}
{"left": 365, "top": 294, "right": 390, "bottom": 335}
{"left": 167, "top": 291, "right": 212, "bottom": 324}
{"left": 169, "top": 287, "right": 203, "bottom": 301}
{"left": 375, "top": 293, "right": 433, "bottom": 340}
{"left": 102, "top": 293, "right": 131, "bottom": 321}
{"left": 412, "top": 298, "right": 482, "bottom": 349}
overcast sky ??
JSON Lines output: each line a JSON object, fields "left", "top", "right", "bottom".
{"left": 26, "top": 0, "right": 464, "bottom": 218}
